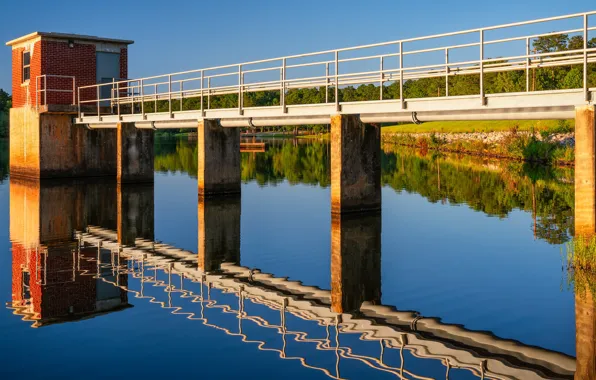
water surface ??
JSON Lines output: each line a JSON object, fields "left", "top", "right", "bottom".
{"left": 0, "top": 138, "right": 585, "bottom": 379}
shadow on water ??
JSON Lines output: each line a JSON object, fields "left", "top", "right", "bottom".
{"left": 155, "top": 137, "right": 574, "bottom": 245}
{"left": 6, "top": 176, "right": 586, "bottom": 379}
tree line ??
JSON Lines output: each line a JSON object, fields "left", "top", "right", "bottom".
{"left": 0, "top": 89, "right": 10, "bottom": 139}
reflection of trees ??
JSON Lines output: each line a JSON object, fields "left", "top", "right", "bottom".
{"left": 154, "top": 139, "right": 198, "bottom": 177}
{"left": 0, "top": 140, "right": 7, "bottom": 182}
{"left": 243, "top": 141, "right": 330, "bottom": 187}
{"left": 154, "top": 139, "right": 574, "bottom": 245}
{"left": 382, "top": 146, "right": 574, "bottom": 244}
{"left": 155, "top": 138, "right": 332, "bottom": 187}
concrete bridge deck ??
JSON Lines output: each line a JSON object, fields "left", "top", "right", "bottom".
{"left": 71, "top": 226, "right": 576, "bottom": 380}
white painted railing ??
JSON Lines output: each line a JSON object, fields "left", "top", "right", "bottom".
{"left": 77, "top": 10, "right": 596, "bottom": 121}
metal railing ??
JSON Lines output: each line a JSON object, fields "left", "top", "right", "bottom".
{"left": 36, "top": 75, "right": 76, "bottom": 109}
{"left": 77, "top": 10, "right": 596, "bottom": 120}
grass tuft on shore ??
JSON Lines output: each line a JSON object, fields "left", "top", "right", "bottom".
{"left": 566, "top": 236, "right": 596, "bottom": 272}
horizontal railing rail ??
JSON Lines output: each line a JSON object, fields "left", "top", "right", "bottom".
{"left": 36, "top": 74, "right": 76, "bottom": 109}
{"left": 77, "top": 10, "right": 596, "bottom": 122}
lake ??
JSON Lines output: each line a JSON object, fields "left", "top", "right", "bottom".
{"left": 0, "top": 137, "right": 588, "bottom": 379}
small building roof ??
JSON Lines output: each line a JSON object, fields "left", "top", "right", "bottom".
{"left": 6, "top": 32, "right": 134, "bottom": 46}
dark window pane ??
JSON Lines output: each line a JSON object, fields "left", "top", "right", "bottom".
{"left": 23, "top": 67, "right": 30, "bottom": 82}
{"left": 23, "top": 52, "right": 30, "bottom": 66}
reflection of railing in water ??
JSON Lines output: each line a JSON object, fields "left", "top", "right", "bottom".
{"left": 76, "top": 249, "right": 487, "bottom": 380}
{"left": 71, "top": 227, "right": 575, "bottom": 380}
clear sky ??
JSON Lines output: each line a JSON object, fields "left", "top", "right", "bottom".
{"left": 1, "top": 0, "right": 594, "bottom": 93}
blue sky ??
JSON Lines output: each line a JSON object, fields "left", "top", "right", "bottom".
{"left": 1, "top": 0, "right": 595, "bottom": 93}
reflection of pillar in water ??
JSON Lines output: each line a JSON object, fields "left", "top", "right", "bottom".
{"left": 575, "top": 106, "right": 596, "bottom": 237}
{"left": 331, "top": 212, "right": 382, "bottom": 313}
{"left": 117, "top": 183, "right": 155, "bottom": 246}
{"left": 575, "top": 279, "right": 596, "bottom": 379}
{"left": 198, "top": 196, "right": 241, "bottom": 272}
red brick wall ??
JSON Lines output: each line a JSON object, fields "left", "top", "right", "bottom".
{"left": 11, "top": 41, "right": 42, "bottom": 108}
{"left": 11, "top": 39, "right": 129, "bottom": 108}
{"left": 42, "top": 40, "right": 96, "bottom": 105}
{"left": 120, "top": 48, "right": 128, "bottom": 81}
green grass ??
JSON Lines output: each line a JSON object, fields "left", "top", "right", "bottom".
{"left": 381, "top": 120, "right": 573, "bottom": 134}
{"left": 567, "top": 236, "right": 596, "bottom": 272}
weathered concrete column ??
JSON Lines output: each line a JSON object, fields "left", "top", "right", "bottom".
{"left": 117, "top": 183, "right": 155, "bottom": 247}
{"left": 10, "top": 108, "right": 117, "bottom": 179}
{"left": 198, "top": 195, "right": 241, "bottom": 272}
{"left": 331, "top": 212, "right": 381, "bottom": 313}
{"left": 331, "top": 114, "right": 381, "bottom": 214}
{"left": 575, "top": 106, "right": 596, "bottom": 237}
{"left": 117, "top": 122, "right": 154, "bottom": 183}
{"left": 575, "top": 282, "right": 596, "bottom": 379}
{"left": 198, "top": 119, "right": 241, "bottom": 196}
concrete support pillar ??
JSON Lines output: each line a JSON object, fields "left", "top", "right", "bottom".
{"left": 198, "top": 119, "right": 241, "bottom": 196}
{"left": 198, "top": 195, "right": 241, "bottom": 273}
{"left": 117, "top": 122, "right": 154, "bottom": 183}
{"left": 575, "top": 284, "right": 596, "bottom": 379}
{"left": 9, "top": 108, "right": 117, "bottom": 179}
{"left": 575, "top": 105, "right": 596, "bottom": 237}
{"left": 331, "top": 114, "right": 381, "bottom": 214}
{"left": 117, "top": 184, "right": 155, "bottom": 247}
{"left": 331, "top": 212, "right": 382, "bottom": 313}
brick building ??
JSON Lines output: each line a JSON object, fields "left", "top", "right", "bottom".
{"left": 6, "top": 32, "right": 133, "bottom": 108}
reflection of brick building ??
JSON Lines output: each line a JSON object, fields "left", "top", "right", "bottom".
{"left": 9, "top": 178, "right": 129, "bottom": 327}
{"left": 11, "top": 243, "right": 129, "bottom": 327}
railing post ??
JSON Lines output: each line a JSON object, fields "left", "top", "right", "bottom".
{"left": 379, "top": 56, "right": 384, "bottom": 100}
{"left": 77, "top": 87, "right": 81, "bottom": 120}
{"left": 525, "top": 37, "right": 530, "bottom": 92}
{"left": 281, "top": 58, "right": 287, "bottom": 113}
{"left": 141, "top": 79, "right": 145, "bottom": 118}
{"left": 479, "top": 29, "right": 485, "bottom": 105}
{"left": 325, "top": 62, "right": 329, "bottom": 104}
{"left": 200, "top": 70, "right": 204, "bottom": 116}
{"left": 168, "top": 74, "right": 172, "bottom": 118}
{"left": 117, "top": 81, "right": 121, "bottom": 118}
{"left": 208, "top": 77, "right": 211, "bottom": 110}
{"left": 131, "top": 80, "right": 135, "bottom": 115}
{"left": 399, "top": 42, "right": 404, "bottom": 109}
{"left": 334, "top": 50, "right": 339, "bottom": 112}
{"left": 180, "top": 81, "right": 184, "bottom": 112}
{"left": 96, "top": 85, "right": 100, "bottom": 118}
{"left": 238, "top": 64, "right": 243, "bottom": 115}
{"left": 445, "top": 48, "right": 449, "bottom": 97}
{"left": 584, "top": 14, "right": 589, "bottom": 102}
{"left": 44, "top": 75, "right": 47, "bottom": 107}
{"left": 35, "top": 76, "right": 39, "bottom": 109}
{"left": 154, "top": 83, "right": 157, "bottom": 113}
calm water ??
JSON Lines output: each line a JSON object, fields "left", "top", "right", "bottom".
{"left": 0, "top": 138, "right": 587, "bottom": 379}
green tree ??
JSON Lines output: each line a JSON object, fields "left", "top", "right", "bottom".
{"left": 0, "top": 89, "right": 11, "bottom": 139}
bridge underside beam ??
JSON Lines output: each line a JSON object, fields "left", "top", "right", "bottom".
{"left": 331, "top": 114, "right": 381, "bottom": 214}
{"left": 198, "top": 119, "right": 241, "bottom": 196}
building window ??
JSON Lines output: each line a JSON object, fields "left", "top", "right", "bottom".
{"left": 22, "top": 51, "right": 30, "bottom": 82}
